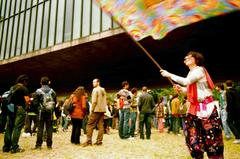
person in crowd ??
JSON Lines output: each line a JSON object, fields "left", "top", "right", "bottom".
{"left": 171, "top": 94, "right": 181, "bottom": 135}
{"left": 82, "top": 94, "right": 90, "bottom": 135}
{"left": 52, "top": 100, "right": 62, "bottom": 133}
{"left": 178, "top": 96, "right": 189, "bottom": 132}
{"left": 104, "top": 101, "right": 112, "bottom": 134}
{"left": 111, "top": 100, "right": 119, "bottom": 130}
{"left": 61, "top": 97, "right": 71, "bottom": 132}
{"left": 82, "top": 79, "right": 107, "bottom": 147}
{"left": 0, "top": 95, "right": 7, "bottom": 134}
{"left": 3, "top": 74, "right": 30, "bottom": 153}
{"left": 23, "top": 92, "right": 39, "bottom": 136}
{"left": 118, "top": 81, "right": 132, "bottom": 139}
{"left": 33, "top": 76, "right": 57, "bottom": 150}
{"left": 138, "top": 86, "right": 155, "bottom": 140}
{"left": 225, "top": 80, "right": 240, "bottom": 144}
{"left": 68, "top": 86, "right": 87, "bottom": 144}
{"left": 161, "top": 51, "right": 224, "bottom": 158}
{"left": 215, "top": 82, "right": 232, "bottom": 140}
{"left": 155, "top": 96, "right": 165, "bottom": 133}
{"left": 166, "top": 95, "right": 173, "bottom": 133}
{"left": 129, "top": 87, "right": 138, "bottom": 138}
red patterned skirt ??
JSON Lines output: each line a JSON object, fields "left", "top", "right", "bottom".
{"left": 184, "top": 107, "right": 224, "bottom": 159}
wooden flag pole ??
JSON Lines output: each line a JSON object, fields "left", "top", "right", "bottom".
{"left": 113, "top": 18, "right": 175, "bottom": 85}
{"left": 129, "top": 35, "right": 175, "bottom": 85}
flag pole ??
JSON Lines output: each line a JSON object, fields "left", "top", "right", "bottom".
{"left": 113, "top": 18, "right": 175, "bottom": 85}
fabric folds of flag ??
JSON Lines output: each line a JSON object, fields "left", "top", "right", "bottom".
{"left": 94, "top": 0, "right": 240, "bottom": 41}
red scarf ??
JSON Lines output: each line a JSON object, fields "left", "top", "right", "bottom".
{"left": 187, "top": 67, "right": 214, "bottom": 115}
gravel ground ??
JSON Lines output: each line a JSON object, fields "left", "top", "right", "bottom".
{"left": 0, "top": 127, "right": 239, "bottom": 159}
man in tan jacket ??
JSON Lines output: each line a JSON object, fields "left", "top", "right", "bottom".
{"left": 82, "top": 79, "right": 107, "bottom": 146}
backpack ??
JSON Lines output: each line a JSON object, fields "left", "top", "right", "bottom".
{"left": 1, "top": 86, "right": 17, "bottom": 113}
{"left": 38, "top": 89, "right": 55, "bottom": 111}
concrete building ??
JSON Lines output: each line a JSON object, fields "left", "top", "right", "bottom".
{"left": 0, "top": 0, "right": 123, "bottom": 94}
{"left": 1, "top": 0, "right": 240, "bottom": 94}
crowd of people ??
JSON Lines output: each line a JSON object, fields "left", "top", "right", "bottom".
{"left": 0, "top": 51, "right": 240, "bottom": 158}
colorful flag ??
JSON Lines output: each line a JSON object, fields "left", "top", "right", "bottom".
{"left": 94, "top": 0, "right": 240, "bottom": 41}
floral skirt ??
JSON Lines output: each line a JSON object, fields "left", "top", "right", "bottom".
{"left": 184, "top": 107, "right": 224, "bottom": 159}
{"left": 157, "top": 118, "right": 164, "bottom": 133}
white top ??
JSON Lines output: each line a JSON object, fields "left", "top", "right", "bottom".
{"left": 171, "top": 66, "right": 213, "bottom": 102}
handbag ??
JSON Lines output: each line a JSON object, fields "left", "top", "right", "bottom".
{"left": 67, "top": 102, "right": 74, "bottom": 113}
{"left": 196, "top": 96, "right": 220, "bottom": 120}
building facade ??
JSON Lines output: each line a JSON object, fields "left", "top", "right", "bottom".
{"left": 0, "top": 0, "right": 118, "bottom": 61}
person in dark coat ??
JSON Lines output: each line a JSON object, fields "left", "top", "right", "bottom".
{"left": 225, "top": 80, "right": 240, "bottom": 144}
{"left": 138, "top": 86, "right": 155, "bottom": 140}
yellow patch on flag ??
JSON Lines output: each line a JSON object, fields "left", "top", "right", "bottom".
{"left": 143, "top": 0, "right": 164, "bottom": 9}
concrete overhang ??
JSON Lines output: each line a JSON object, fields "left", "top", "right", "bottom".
{"left": 1, "top": 11, "right": 240, "bottom": 95}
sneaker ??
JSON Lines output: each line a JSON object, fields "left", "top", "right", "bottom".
{"left": 32, "top": 146, "right": 41, "bottom": 150}
{"left": 22, "top": 132, "right": 30, "bottom": 137}
{"left": 3, "top": 148, "right": 10, "bottom": 153}
{"left": 82, "top": 142, "right": 92, "bottom": 147}
{"left": 47, "top": 146, "right": 52, "bottom": 150}
{"left": 128, "top": 137, "right": 134, "bottom": 140}
{"left": 226, "top": 135, "right": 231, "bottom": 140}
{"left": 62, "top": 128, "right": 68, "bottom": 132}
{"left": 233, "top": 139, "right": 240, "bottom": 144}
{"left": 11, "top": 147, "right": 25, "bottom": 154}
{"left": 93, "top": 142, "right": 102, "bottom": 146}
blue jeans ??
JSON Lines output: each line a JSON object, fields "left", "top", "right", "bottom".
{"left": 129, "top": 112, "right": 137, "bottom": 137}
{"left": 62, "top": 116, "right": 69, "bottom": 129}
{"left": 153, "top": 116, "right": 158, "bottom": 128}
{"left": 220, "top": 109, "right": 231, "bottom": 138}
{"left": 119, "top": 108, "right": 130, "bottom": 139}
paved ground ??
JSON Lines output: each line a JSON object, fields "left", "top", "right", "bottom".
{"left": 0, "top": 127, "right": 240, "bottom": 159}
